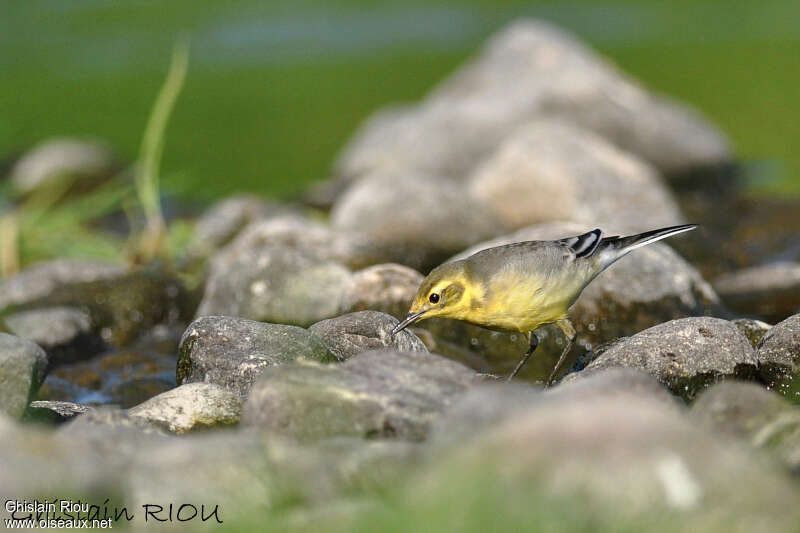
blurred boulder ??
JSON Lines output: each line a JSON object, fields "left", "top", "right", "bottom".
{"left": 756, "top": 313, "right": 800, "bottom": 392}
{"left": 413, "top": 379, "right": 799, "bottom": 532}
{"left": 436, "top": 222, "right": 722, "bottom": 383}
{"left": 432, "top": 369, "right": 681, "bottom": 448}
{"left": 3, "top": 306, "right": 104, "bottom": 366}
{"left": 691, "top": 381, "right": 800, "bottom": 473}
{"left": 0, "top": 259, "right": 124, "bottom": 313}
{"left": 339, "top": 263, "right": 423, "bottom": 319}
{"left": 0, "top": 334, "right": 47, "bottom": 419}
{"left": 0, "top": 408, "right": 416, "bottom": 520}
{"left": 9, "top": 138, "right": 118, "bottom": 196}
{"left": 241, "top": 350, "right": 476, "bottom": 441}
{"left": 328, "top": 19, "right": 730, "bottom": 204}
{"left": 177, "top": 315, "right": 335, "bottom": 396}
{"left": 186, "top": 194, "right": 273, "bottom": 259}
{"left": 714, "top": 262, "right": 800, "bottom": 322}
{"left": 567, "top": 317, "right": 758, "bottom": 400}
{"left": 428, "top": 19, "right": 731, "bottom": 177}
{"left": 196, "top": 244, "right": 352, "bottom": 326}
{"left": 332, "top": 101, "right": 515, "bottom": 194}
{"left": 468, "top": 120, "right": 685, "bottom": 231}
{"left": 217, "top": 213, "right": 384, "bottom": 271}
{"left": 0, "top": 261, "right": 192, "bottom": 348}
{"left": 331, "top": 171, "right": 507, "bottom": 271}
{"left": 309, "top": 311, "right": 428, "bottom": 362}
{"left": 128, "top": 382, "right": 242, "bottom": 434}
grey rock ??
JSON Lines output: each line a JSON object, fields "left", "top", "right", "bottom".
{"left": 412, "top": 384, "right": 799, "bottom": 533}
{"left": 331, "top": 171, "right": 507, "bottom": 271}
{"left": 309, "top": 311, "right": 428, "bottom": 362}
{"left": 0, "top": 259, "right": 124, "bottom": 313}
{"left": 25, "top": 400, "right": 93, "bottom": 423}
{"left": 340, "top": 263, "right": 423, "bottom": 319}
{"left": 691, "top": 381, "right": 800, "bottom": 473}
{"left": 187, "top": 195, "right": 272, "bottom": 259}
{"left": 242, "top": 349, "right": 476, "bottom": 441}
{"left": 468, "top": 120, "right": 685, "bottom": 231}
{"left": 0, "top": 334, "right": 47, "bottom": 419}
{"left": 569, "top": 317, "right": 758, "bottom": 400}
{"left": 438, "top": 222, "right": 722, "bottom": 383}
{"left": 196, "top": 244, "right": 352, "bottom": 326}
{"left": 756, "top": 313, "right": 800, "bottom": 391}
{"left": 217, "top": 213, "right": 383, "bottom": 271}
{"left": 332, "top": 20, "right": 729, "bottom": 195}
{"left": 714, "top": 262, "right": 800, "bottom": 322}
{"left": 9, "top": 138, "right": 117, "bottom": 196}
{"left": 177, "top": 315, "right": 335, "bottom": 396}
{"left": 3, "top": 306, "right": 104, "bottom": 366}
{"left": 733, "top": 318, "right": 772, "bottom": 349}
{"left": 128, "top": 383, "right": 242, "bottom": 434}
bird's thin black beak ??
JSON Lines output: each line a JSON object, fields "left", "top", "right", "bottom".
{"left": 391, "top": 310, "right": 426, "bottom": 336}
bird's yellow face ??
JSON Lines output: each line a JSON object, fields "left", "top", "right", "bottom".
{"left": 391, "top": 261, "right": 478, "bottom": 335}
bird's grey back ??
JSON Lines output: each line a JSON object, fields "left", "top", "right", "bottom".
{"left": 465, "top": 240, "right": 579, "bottom": 283}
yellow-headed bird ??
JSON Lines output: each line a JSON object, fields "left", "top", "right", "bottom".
{"left": 391, "top": 224, "right": 697, "bottom": 385}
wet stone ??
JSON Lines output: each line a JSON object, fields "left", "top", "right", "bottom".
{"left": 309, "top": 311, "right": 428, "bottom": 362}
{"left": 177, "top": 315, "right": 335, "bottom": 396}
{"left": 566, "top": 317, "right": 758, "bottom": 400}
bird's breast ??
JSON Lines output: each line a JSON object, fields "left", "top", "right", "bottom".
{"left": 465, "top": 274, "right": 571, "bottom": 332}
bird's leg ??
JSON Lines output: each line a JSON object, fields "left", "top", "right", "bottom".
{"left": 507, "top": 331, "right": 538, "bottom": 383}
{"left": 546, "top": 318, "right": 576, "bottom": 388}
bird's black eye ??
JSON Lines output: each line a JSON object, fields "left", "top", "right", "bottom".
{"left": 429, "top": 293, "right": 440, "bottom": 304}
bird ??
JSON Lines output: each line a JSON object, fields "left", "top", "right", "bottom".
{"left": 391, "top": 224, "right": 697, "bottom": 385}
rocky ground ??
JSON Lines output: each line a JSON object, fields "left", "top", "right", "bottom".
{"left": 2, "top": 19, "right": 800, "bottom": 532}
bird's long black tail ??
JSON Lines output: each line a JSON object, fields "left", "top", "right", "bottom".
{"left": 597, "top": 224, "right": 697, "bottom": 267}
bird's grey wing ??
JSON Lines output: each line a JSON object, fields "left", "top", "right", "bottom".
{"left": 466, "top": 240, "right": 576, "bottom": 281}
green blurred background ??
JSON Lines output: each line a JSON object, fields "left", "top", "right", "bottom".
{"left": 3, "top": 0, "right": 799, "bottom": 202}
